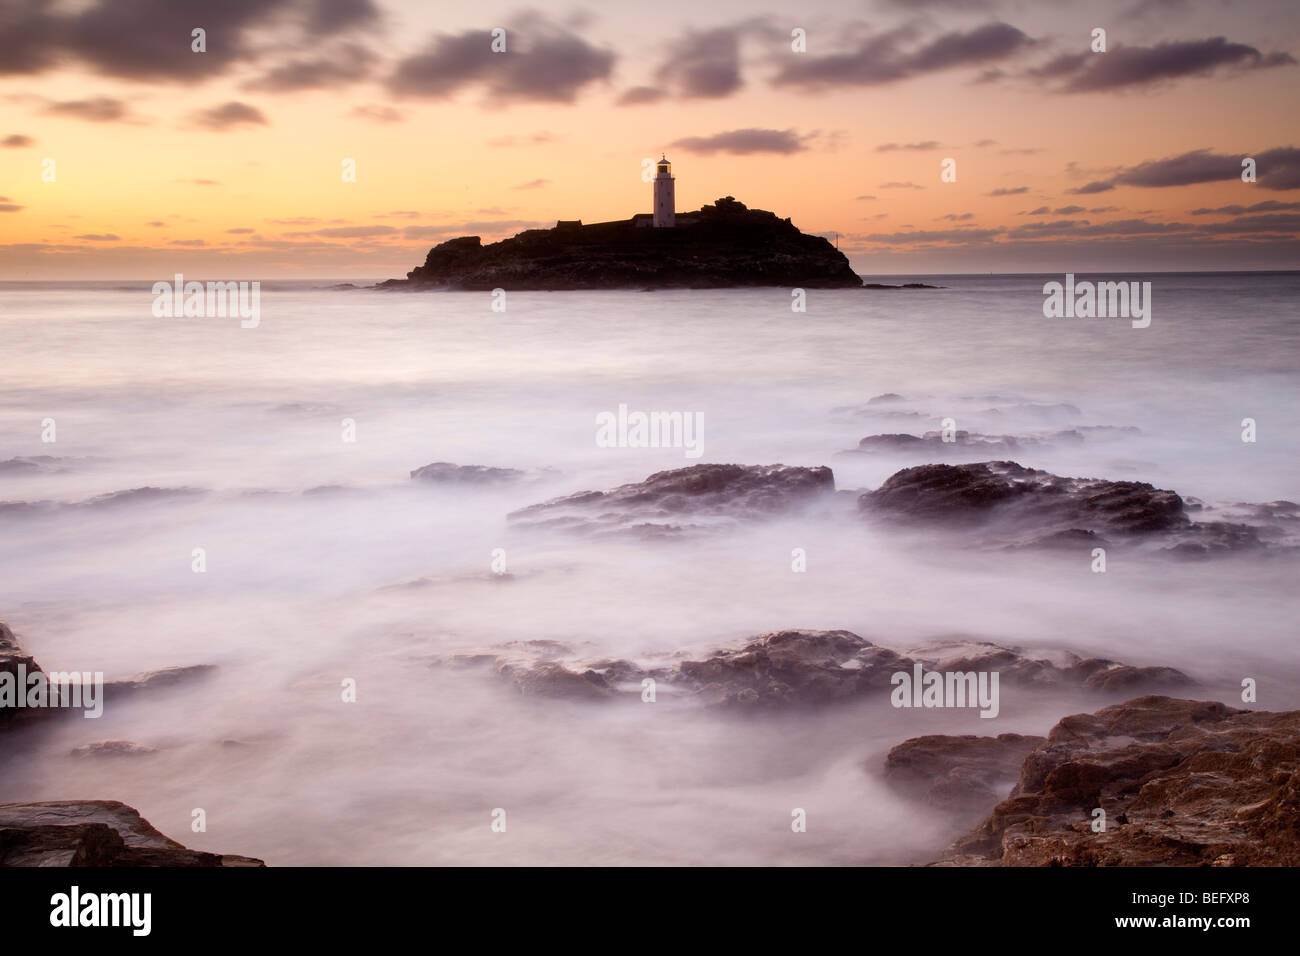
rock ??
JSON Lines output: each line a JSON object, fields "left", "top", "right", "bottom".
{"left": 69, "top": 740, "right": 158, "bottom": 758}
{"left": 859, "top": 461, "right": 1275, "bottom": 554}
{"left": 885, "top": 733, "right": 1045, "bottom": 818}
{"left": 941, "top": 696, "right": 1300, "bottom": 866}
{"left": 0, "top": 801, "right": 263, "bottom": 866}
{"left": 0, "top": 621, "right": 41, "bottom": 727}
{"left": 451, "top": 630, "right": 1194, "bottom": 708}
{"left": 410, "top": 461, "right": 526, "bottom": 485}
{"left": 380, "top": 197, "right": 863, "bottom": 290}
{"left": 508, "top": 463, "right": 838, "bottom": 536}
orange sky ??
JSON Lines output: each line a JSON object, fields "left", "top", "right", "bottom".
{"left": 2, "top": 0, "right": 1298, "bottom": 277}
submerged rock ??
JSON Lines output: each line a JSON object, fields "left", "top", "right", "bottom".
{"left": 450, "top": 630, "right": 1193, "bottom": 708}
{"left": 941, "top": 695, "right": 1300, "bottom": 866}
{"left": 509, "top": 463, "right": 837, "bottom": 536}
{"left": 410, "top": 461, "right": 527, "bottom": 485}
{"left": 0, "top": 801, "right": 263, "bottom": 866}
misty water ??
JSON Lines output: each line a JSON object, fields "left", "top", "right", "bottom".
{"left": 1, "top": 273, "right": 1297, "bottom": 865}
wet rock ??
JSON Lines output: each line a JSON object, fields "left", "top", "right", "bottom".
{"left": 0, "top": 621, "right": 41, "bottom": 727}
{"left": 942, "top": 695, "right": 1300, "bottom": 866}
{"left": 452, "top": 631, "right": 1194, "bottom": 708}
{"left": 857, "top": 461, "right": 1275, "bottom": 554}
{"left": 410, "top": 461, "right": 527, "bottom": 484}
{"left": 509, "top": 463, "right": 838, "bottom": 536}
{"left": 885, "top": 733, "right": 1046, "bottom": 817}
{"left": 0, "top": 801, "right": 263, "bottom": 866}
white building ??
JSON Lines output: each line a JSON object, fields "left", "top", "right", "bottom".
{"left": 653, "top": 155, "right": 675, "bottom": 227}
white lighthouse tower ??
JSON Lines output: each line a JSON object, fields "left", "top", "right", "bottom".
{"left": 653, "top": 155, "right": 675, "bottom": 227}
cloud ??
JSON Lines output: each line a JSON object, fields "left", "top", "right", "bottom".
{"left": 176, "top": 178, "right": 222, "bottom": 186}
{"left": 1054, "top": 205, "right": 1085, "bottom": 214}
{"left": 670, "top": 128, "right": 808, "bottom": 155}
{"left": 146, "top": 221, "right": 167, "bottom": 227}
{"left": 375, "top": 210, "right": 422, "bottom": 219}
{"left": 304, "top": 0, "right": 381, "bottom": 36}
{"left": 350, "top": 104, "right": 404, "bottom": 123}
{"left": 387, "top": 13, "right": 614, "bottom": 103}
{"left": 1190, "top": 200, "right": 1300, "bottom": 215}
{"left": 170, "top": 239, "right": 208, "bottom": 246}
{"left": 940, "top": 213, "right": 974, "bottom": 221}
{"left": 73, "top": 233, "right": 120, "bottom": 241}
{"left": 244, "top": 43, "right": 375, "bottom": 92}
{"left": 858, "top": 228, "right": 1001, "bottom": 244}
{"left": 653, "top": 26, "right": 743, "bottom": 98}
{"left": 1076, "top": 147, "right": 1300, "bottom": 192}
{"left": 226, "top": 228, "right": 255, "bottom": 234}
{"left": 616, "top": 86, "right": 667, "bottom": 106}
{"left": 1044, "top": 37, "right": 1296, "bottom": 92}
{"left": 987, "top": 186, "right": 1028, "bottom": 196}
{"left": 513, "top": 179, "right": 550, "bottom": 190}
{"left": 880, "top": 181, "right": 925, "bottom": 189}
{"left": 855, "top": 195, "right": 877, "bottom": 201}
{"left": 403, "top": 220, "right": 545, "bottom": 239}
{"left": 772, "top": 22, "right": 1032, "bottom": 89}
{"left": 192, "top": 101, "right": 269, "bottom": 129}
{"left": 1071, "top": 181, "right": 1116, "bottom": 194}
{"left": 2, "top": 133, "right": 33, "bottom": 147}
{"left": 285, "top": 225, "right": 398, "bottom": 238}
{"left": 0, "top": 202, "right": 24, "bottom": 212}
{"left": 875, "top": 141, "right": 942, "bottom": 152}
{"left": 43, "top": 97, "right": 134, "bottom": 122}
{"left": 973, "top": 138, "right": 997, "bottom": 147}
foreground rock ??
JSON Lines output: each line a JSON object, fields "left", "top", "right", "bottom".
{"left": 508, "top": 463, "right": 838, "bottom": 536}
{"left": 0, "top": 801, "right": 263, "bottom": 866}
{"left": 860, "top": 460, "right": 1275, "bottom": 554}
{"left": 450, "top": 630, "right": 1194, "bottom": 708}
{"left": 848, "top": 427, "right": 1139, "bottom": 460}
{"left": 381, "top": 196, "right": 863, "bottom": 290}
{"left": 885, "top": 733, "right": 1045, "bottom": 819}
{"left": 939, "top": 696, "right": 1300, "bottom": 866}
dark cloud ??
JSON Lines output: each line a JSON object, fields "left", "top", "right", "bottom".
{"left": 1071, "top": 181, "right": 1116, "bottom": 194}
{"left": 1198, "top": 213, "right": 1300, "bottom": 234}
{"left": 987, "top": 186, "right": 1028, "bottom": 196}
{"left": 1190, "top": 200, "right": 1300, "bottom": 215}
{"left": 43, "top": 97, "right": 133, "bottom": 122}
{"left": 1026, "top": 206, "right": 1050, "bottom": 215}
{"left": 1077, "top": 147, "right": 1300, "bottom": 193}
{"left": 875, "top": 141, "right": 942, "bottom": 152}
{"left": 170, "top": 239, "right": 208, "bottom": 246}
{"left": 403, "top": 220, "right": 545, "bottom": 240}
{"left": 1054, "top": 205, "right": 1085, "bottom": 214}
{"left": 616, "top": 86, "right": 667, "bottom": 106}
{"left": 940, "top": 213, "right": 974, "bottom": 221}
{"left": 285, "top": 225, "right": 397, "bottom": 238}
{"left": 858, "top": 228, "right": 1001, "bottom": 244}
{"left": 773, "top": 22, "right": 1031, "bottom": 89}
{"left": 192, "top": 101, "right": 269, "bottom": 129}
{"left": 1041, "top": 37, "right": 1296, "bottom": 92}
{"left": 244, "top": 43, "right": 375, "bottom": 92}
{"left": 226, "top": 228, "right": 255, "bottom": 234}
{"left": 2, "top": 133, "right": 33, "bottom": 147}
{"left": 669, "top": 128, "right": 808, "bottom": 155}
{"left": 304, "top": 0, "right": 380, "bottom": 36}
{"left": 654, "top": 26, "right": 742, "bottom": 98}
{"left": 0, "top": 202, "right": 23, "bottom": 212}
{"left": 973, "top": 138, "right": 997, "bottom": 147}
{"left": 388, "top": 13, "right": 614, "bottom": 103}
{"left": 73, "top": 233, "right": 120, "bottom": 241}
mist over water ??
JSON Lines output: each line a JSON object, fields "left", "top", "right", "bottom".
{"left": 1, "top": 273, "right": 1297, "bottom": 864}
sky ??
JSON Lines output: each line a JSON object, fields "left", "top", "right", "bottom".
{"left": 1, "top": 0, "right": 1298, "bottom": 278}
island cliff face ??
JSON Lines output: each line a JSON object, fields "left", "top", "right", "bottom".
{"left": 384, "top": 197, "right": 863, "bottom": 290}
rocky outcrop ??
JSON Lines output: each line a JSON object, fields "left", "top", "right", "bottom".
{"left": 410, "top": 462, "right": 526, "bottom": 484}
{"left": 0, "top": 801, "right": 263, "bottom": 866}
{"left": 508, "top": 463, "right": 838, "bottom": 536}
{"left": 382, "top": 197, "right": 863, "bottom": 290}
{"left": 848, "top": 427, "right": 1139, "bottom": 458}
{"left": 885, "top": 733, "right": 1045, "bottom": 819}
{"left": 450, "top": 630, "right": 1194, "bottom": 708}
{"left": 940, "top": 696, "right": 1300, "bottom": 866}
{"left": 859, "top": 460, "right": 1273, "bottom": 554}
{"left": 0, "top": 621, "right": 39, "bottom": 727}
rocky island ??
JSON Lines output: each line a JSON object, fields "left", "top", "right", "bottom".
{"left": 381, "top": 196, "right": 862, "bottom": 290}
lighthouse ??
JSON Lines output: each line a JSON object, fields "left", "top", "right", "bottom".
{"left": 653, "top": 155, "right": 675, "bottom": 227}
